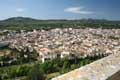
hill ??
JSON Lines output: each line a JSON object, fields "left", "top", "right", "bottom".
{"left": 0, "top": 17, "right": 120, "bottom": 30}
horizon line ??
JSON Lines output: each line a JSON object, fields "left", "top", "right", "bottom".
{"left": 0, "top": 16, "right": 120, "bottom": 21}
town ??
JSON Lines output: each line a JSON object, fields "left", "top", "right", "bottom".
{"left": 0, "top": 28, "right": 120, "bottom": 63}
{"left": 0, "top": 0, "right": 120, "bottom": 80}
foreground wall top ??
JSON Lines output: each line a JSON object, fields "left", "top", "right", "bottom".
{"left": 52, "top": 52, "right": 120, "bottom": 80}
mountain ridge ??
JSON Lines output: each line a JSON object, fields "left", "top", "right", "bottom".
{"left": 1, "top": 16, "right": 120, "bottom": 22}
{"left": 0, "top": 16, "right": 120, "bottom": 30}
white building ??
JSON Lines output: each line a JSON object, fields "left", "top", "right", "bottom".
{"left": 60, "top": 51, "right": 75, "bottom": 59}
{"left": 36, "top": 48, "right": 56, "bottom": 63}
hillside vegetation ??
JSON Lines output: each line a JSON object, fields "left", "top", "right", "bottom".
{"left": 0, "top": 17, "right": 120, "bottom": 30}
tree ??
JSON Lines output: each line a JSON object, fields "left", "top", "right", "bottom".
{"left": 27, "top": 64, "right": 45, "bottom": 80}
{"left": 60, "top": 59, "right": 70, "bottom": 74}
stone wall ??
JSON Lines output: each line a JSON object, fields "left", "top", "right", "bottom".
{"left": 52, "top": 52, "right": 120, "bottom": 80}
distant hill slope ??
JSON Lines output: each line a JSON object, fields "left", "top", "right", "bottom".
{"left": 0, "top": 17, "right": 120, "bottom": 30}
{"left": 0, "top": 17, "right": 39, "bottom": 23}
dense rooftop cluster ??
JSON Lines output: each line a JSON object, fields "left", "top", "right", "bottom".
{"left": 1, "top": 28, "right": 120, "bottom": 62}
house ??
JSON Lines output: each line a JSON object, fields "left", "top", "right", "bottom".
{"left": 36, "top": 48, "right": 56, "bottom": 63}
{"left": 60, "top": 51, "right": 75, "bottom": 59}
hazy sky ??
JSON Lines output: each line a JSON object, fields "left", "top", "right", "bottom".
{"left": 0, "top": 0, "right": 120, "bottom": 20}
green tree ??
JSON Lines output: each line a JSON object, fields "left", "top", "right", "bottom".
{"left": 60, "top": 60, "right": 70, "bottom": 74}
{"left": 27, "top": 64, "right": 45, "bottom": 80}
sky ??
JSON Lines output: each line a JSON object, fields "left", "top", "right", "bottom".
{"left": 0, "top": 0, "right": 120, "bottom": 20}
